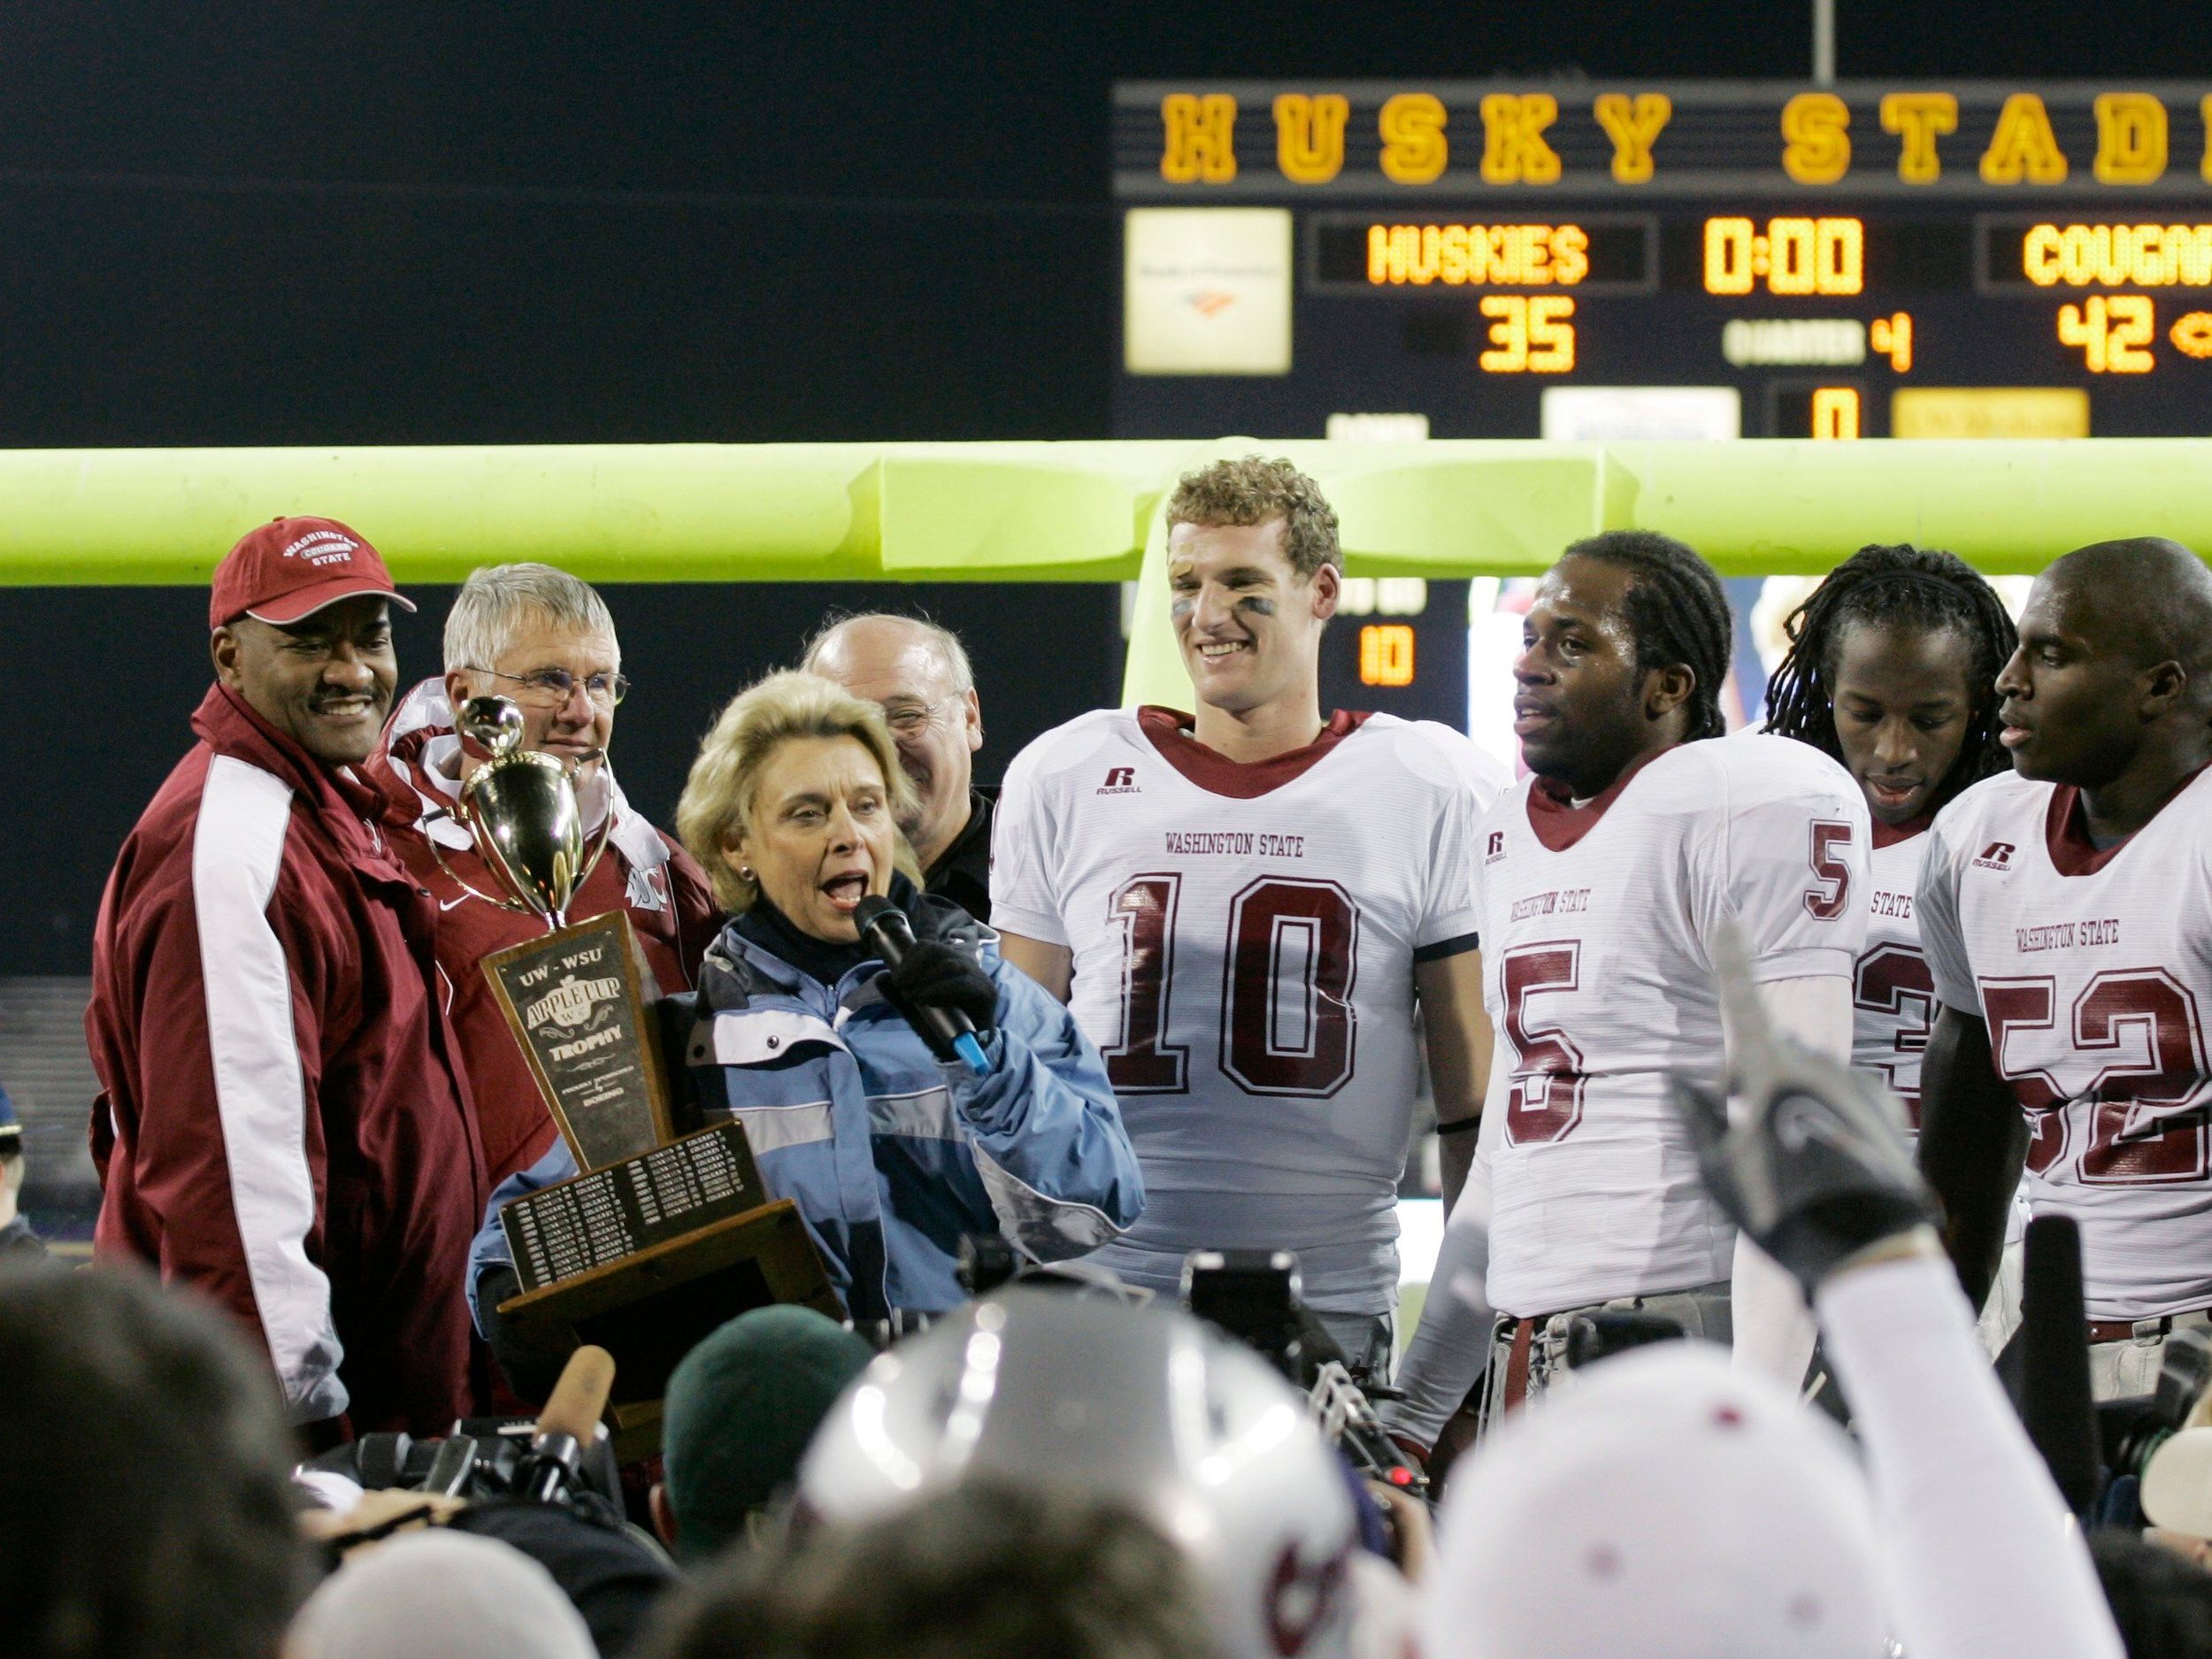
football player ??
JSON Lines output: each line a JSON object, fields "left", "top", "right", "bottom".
{"left": 1761, "top": 544, "right": 2018, "bottom": 1126}
{"left": 991, "top": 456, "right": 1508, "bottom": 1379}
{"left": 1917, "top": 537, "right": 2212, "bottom": 1399}
{"left": 1386, "top": 530, "right": 1870, "bottom": 1454}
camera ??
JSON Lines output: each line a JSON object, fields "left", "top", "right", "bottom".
{"left": 300, "top": 1415, "right": 625, "bottom": 1507}
{"left": 1181, "top": 1248, "right": 1428, "bottom": 1502}
{"left": 2104, "top": 1327, "right": 2212, "bottom": 1481}
{"left": 1181, "top": 1249, "right": 1324, "bottom": 1383}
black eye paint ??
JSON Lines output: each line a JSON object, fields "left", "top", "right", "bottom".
{"left": 1171, "top": 596, "right": 1196, "bottom": 623}
{"left": 1236, "top": 596, "right": 1277, "bottom": 618}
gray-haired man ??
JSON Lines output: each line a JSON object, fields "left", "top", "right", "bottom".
{"left": 368, "top": 563, "right": 721, "bottom": 1186}
{"left": 803, "top": 613, "right": 995, "bottom": 923}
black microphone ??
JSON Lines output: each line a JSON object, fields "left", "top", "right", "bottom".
{"left": 515, "top": 1344, "right": 615, "bottom": 1504}
{"left": 2014, "top": 1214, "right": 2101, "bottom": 1515}
{"left": 854, "top": 895, "right": 992, "bottom": 1076}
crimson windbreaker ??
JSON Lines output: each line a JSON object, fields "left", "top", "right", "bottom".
{"left": 365, "top": 680, "right": 722, "bottom": 1185}
{"left": 87, "top": 683, "right": 488, "bottom": 1435}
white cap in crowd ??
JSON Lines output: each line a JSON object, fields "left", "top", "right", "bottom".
{"left": 1425, "top": 1342, "right": 1885, "bottom": 1659}
{"left": 288, "top": 1530, "right": 596, "bottom": 1659}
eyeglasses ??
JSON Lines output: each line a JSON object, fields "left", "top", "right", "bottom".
{"left": 879, "top": 694, "right": 964, "bottom": 737}
{"left": 472, "top": 665, "right": 630, "bottom": 708}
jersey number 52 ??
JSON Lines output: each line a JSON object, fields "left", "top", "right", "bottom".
{"left": 1982, "top": 969, "right": 2212, "bottom": 1184}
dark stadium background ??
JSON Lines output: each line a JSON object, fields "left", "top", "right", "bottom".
{"left": 2, "top": 2, "right": 2205, "bottom": 1225}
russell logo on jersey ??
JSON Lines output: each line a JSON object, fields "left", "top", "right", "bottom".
{"left": 1972, "top": 841, "right": 2018, "bottom": 872}
{"left": 1096, "top": 766, "right": 1142, "bottom": 796}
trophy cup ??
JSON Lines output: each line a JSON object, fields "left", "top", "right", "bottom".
{"left": 454, "top": 694, "right": 607, "bottom": 927}
{"left": 455, "top": 697, "right": 837, "bottom": 1454}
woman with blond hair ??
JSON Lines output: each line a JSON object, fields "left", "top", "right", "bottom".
{"left": 467, "top": 672, "right": 1142, "bottom": 1361}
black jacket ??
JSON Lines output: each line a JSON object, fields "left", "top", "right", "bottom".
{"left": 925, "top": 787, "right": 996, "bottom": 925}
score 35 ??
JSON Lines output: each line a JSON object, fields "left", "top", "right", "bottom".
{"left": 1479, "top": 295, "right": 1576, "bottom": 373}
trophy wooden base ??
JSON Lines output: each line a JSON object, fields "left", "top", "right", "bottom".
{"left": 493, "top": 1117, "right": 841, "bottom": 1461}
{"left": 497, "top": 1196, "right": 841, "bottom": 1462}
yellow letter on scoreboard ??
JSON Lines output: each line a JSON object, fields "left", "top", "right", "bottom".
{"left": 1782, "top": 93, "right": 1851, "bottom": 185}
{"left": 1274, "top": 94, "right": 1348, "bottom": 185}
{"left": 1160, "top": 94, "right": 1239, "bottom": 184}
{"left": 1379, "top": 93, "right": 1448, "bottom": 185}
{"left": 1880, "top": 92, "right": 1957, "bottom": 183}
{"left": 1594, "top": 93, "right": 1671, "bottom": 184}
{"left": 1980, "top": 93, "right": 2069, "bottom": 184}
{"left": 1480, "top": 93, "right": 1563, "bottom": 185}
{"left": 2093, "top": 92, "right": 2168, "bottom": 184}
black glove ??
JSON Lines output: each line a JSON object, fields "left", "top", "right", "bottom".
{"left": 882, "top": 940, "right": 999, "bottom": 1050}
{"left": 1668, "top": 921, "right": 1938, "bottom": 1298}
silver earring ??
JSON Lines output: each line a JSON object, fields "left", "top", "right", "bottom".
{"left": 739, "top": 866, "right": 755, "bottom": 881}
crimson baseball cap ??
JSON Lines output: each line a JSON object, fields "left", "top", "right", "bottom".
{"left": 208, "top": 515, "right": 417, "bottom": 630}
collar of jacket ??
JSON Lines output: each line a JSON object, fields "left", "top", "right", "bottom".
{"left": 695, "top": 876, "right": 989, "bottom": 1018}
{"left": 191, "top": 683, "right": 393, "bottom": 864}
{"left": 365, "top": 675, "right": 671, "bottom": 872}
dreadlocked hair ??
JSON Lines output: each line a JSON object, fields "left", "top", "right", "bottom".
{"left": 1762, "top": 544, "right": 2017, "bottom": 809}
{"left": 1562, "top": 530, "right": 1734, "bottom": 741}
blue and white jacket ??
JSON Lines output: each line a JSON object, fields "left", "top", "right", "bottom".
{"left": 467, "top": 889, "right": 1144, "bottom": 1325}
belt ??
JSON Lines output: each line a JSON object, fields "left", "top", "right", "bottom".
{"left": 1501, "top": 1316, "right": 1537, "bottom": 1415}
{"left": 1495, "top": 1282, "right": 1720, "bottom": 1417}
{"left": 2085, "top": 1309, "right": 2212, "bottom": 1343}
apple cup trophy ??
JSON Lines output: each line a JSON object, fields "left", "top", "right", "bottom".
{"left": 452, "top": 697, "right": 837, "bottom": 1455}
{"left": 449, "top": 695, "right": 671, "bottom": 1170}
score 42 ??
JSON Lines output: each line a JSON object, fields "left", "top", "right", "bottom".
{"left": 2057, "top": 295, "right": 2212, "bottom": 373}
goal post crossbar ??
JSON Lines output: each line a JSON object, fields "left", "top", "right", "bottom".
{"left": 0, "top": 435, "right": 2195, "bottom": 708}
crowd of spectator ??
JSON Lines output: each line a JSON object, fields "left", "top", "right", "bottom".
{"left": 9, "top": 1001, "right": 2206, "bottom": 1659}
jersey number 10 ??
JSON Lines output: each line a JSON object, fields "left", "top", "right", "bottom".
{"left": 1102, "top": 873, "right": 1362, "bottom": 1098}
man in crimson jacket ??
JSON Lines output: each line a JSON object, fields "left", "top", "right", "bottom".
{"left": 365, "top": 563, "right": 720, "bottom": 1187}
{"left": 87, "top": 517, "right": 487, "bottom": 1440}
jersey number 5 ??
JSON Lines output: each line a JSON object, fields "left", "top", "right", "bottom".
{"left": 1102, "top": 873, "right": 1361, "bottom": 1098}
{"left": 1805, "top": 820, "right": 1855, "bottom": 919}
{"left": 1501, "top": 941, "right": 1586, "bottom": 1145}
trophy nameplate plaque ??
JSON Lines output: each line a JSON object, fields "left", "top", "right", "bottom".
{"left": 499, "top": 1117, "right": 765, "bottom": 1294}
{"left": 495, "top": 1122, "right": 841, "bottom": 1451}
{"left": 482, "top": 914, "right": 673, "bottom": 1172}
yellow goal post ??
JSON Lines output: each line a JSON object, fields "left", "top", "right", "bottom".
{"left": 0, "top": 436, "right": 2200, "bottom": 708}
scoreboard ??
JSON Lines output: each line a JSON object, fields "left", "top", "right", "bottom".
{"left": 1112, "top": 81, "right": 2212, "bottom": 730}
{"left": 1112, "top": 81, "right": 2212, "bottom": 442}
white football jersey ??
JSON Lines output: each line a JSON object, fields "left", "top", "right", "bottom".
{"left": 992, "top": 706, "right": 1509, "bottom": 1311}
{"left": 1856, "top": 824, "right": 1939, "bottom": 1129}
{"left": 1920, "top": 766, "right": 2212, "bottom": 1319}
{"left": 1476, "top": 733, "right": 1870, "bottom": 1318}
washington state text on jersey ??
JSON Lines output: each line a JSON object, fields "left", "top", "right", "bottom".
{"left": 1509, "top": 887, "right": 1592, "bottom": 922}
{"left": 1161, "top": 831, "right": 1310, "bottom": 858}
{"left": 2015, "top": 919, "right": 2124, "bottom": 952}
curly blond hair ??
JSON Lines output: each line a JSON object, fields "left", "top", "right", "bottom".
{"left": 678, "top": 671, "right": 922, "bottom": 913}
{"left": 1164, "top": 455, "right": 1340, "bottom": 580}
